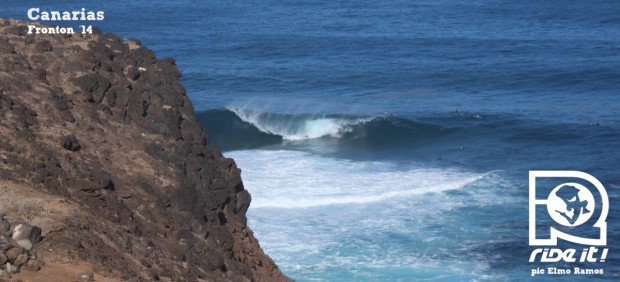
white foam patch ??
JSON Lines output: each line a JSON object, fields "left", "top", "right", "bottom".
{"left": 227, "top": 150, "right": 484, "bottom": 209}
{"left": 227, "top": 149, "right": 518, "bottom": 280}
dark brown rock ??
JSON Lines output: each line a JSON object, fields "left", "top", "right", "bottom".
{"left": 126, "top": 66, "right": 140, "bottom": 80}
{"left": 22, "top": 258, "right": 44, "bottom": 272}
{"left": 0, "top": 237, "right": 9, "bottom": 251}
{"left": 0, "top": 253, "right": 6, "bottom": 265}
{"left": 5, "top": 25, "right": 26, "bottom": 36}
{"left": 34, "top": 68, "right": 46, "bottom": 81}
{"left": 61, "top": 135, "right": 81, "bottom": 151}
{"left": 5, "top": 246, "right": 24, "bottom": 262}
{"left": 13, "top": 253, "right": 29, "bottom": 268}
{"left": 0, "top": 217, "right": 9, "bottom": 237}
{"left": 34, "top": 40, "right": 52, "bottom": 52}
{"left": 74, "top": 74, "right": 111, "bottom": 103}
{"left": 0, "top": 38, "right": 14, "bottom": 53}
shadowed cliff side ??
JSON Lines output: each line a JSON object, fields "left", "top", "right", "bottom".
{"left": 0, "top": 19, "right": 289, "bottom": 281}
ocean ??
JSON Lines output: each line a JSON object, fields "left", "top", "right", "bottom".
{"left": 4, "top": 0, "right": 620, "bottom": 280}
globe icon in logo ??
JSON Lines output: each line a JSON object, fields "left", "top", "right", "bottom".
{"left": 546, "top": 183, "right": 595, "bottom": 227}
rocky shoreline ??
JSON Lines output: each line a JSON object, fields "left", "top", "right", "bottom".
{"left": 0, "top": 19, "right": 289, "bottom": 281}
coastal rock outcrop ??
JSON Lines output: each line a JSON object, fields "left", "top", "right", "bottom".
{"left": 0, "top": 214, "right": 44, "bottom": 279}
{"left": 0, "top": 19, "right": 289, "bottom": 281}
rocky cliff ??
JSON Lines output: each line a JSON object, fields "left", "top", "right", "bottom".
{"left": 0, "top": 19, "right": 289, "bottom": 281}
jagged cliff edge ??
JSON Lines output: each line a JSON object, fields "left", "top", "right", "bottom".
{"left": 0, "top": 19, "right": 289, "bottom": 281}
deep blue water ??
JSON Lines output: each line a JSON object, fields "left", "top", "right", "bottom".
{"left": 4, "top": 1, "right": 620, "bottom": 281}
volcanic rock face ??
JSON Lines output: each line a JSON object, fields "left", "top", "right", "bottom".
{"left": 0, "top": 19, "right": 288, "bottom": 281}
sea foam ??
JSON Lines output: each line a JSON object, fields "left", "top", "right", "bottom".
{"left": 227, "top": 150, "right": 484, "bottom": 209}
{"left": 228, "top": 149, "right": 515, "bottom": 281}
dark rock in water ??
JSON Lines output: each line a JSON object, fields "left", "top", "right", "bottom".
{"left": 0, "top": 19, "right": 289, "bottom": 281}
{"left": 62, "top": 135, "right": 81, "bottom": 151}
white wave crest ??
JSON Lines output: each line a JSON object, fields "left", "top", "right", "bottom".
{"left": 228, "top": 107, "right": 374, "bottom": 140}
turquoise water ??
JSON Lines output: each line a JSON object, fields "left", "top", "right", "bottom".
{"left": 3, "top": 1, "right": 620, "bottom": 280}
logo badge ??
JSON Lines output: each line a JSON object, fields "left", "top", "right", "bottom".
{"left": 529, "top": 171, "right": 609, "bottom": 246}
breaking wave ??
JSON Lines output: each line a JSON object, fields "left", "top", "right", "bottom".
{"left": 196, "top": 108, "right": 454, "bottom": 150}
